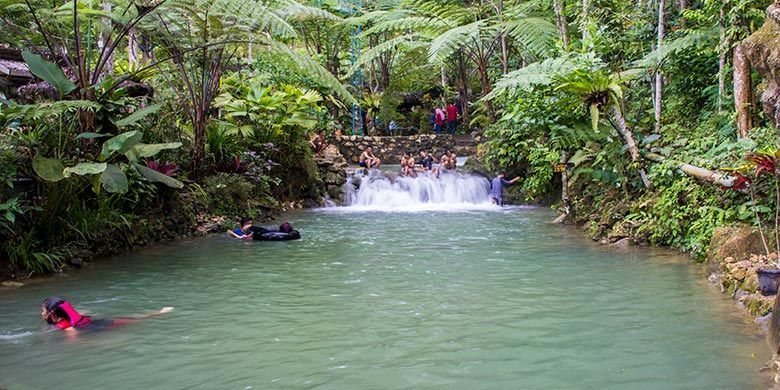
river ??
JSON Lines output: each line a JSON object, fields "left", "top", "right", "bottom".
{"left": 0, "top": 171, "right": 772, "bottom": 389}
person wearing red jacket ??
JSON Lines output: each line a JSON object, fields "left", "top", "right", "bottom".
{"left": 446, "top": 102, "right": 458, "bottom": 135}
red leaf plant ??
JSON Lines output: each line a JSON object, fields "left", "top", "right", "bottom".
{"left": 144, "top": 160, "right": 180, "bottom": 177}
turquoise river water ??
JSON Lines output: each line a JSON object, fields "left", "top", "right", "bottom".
{"left": 0, "top": 207, "right": 773, "bottom": 389}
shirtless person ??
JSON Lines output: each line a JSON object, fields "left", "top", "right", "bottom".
{"left": 440, "top": 150, "right": 457, "bottom": 171}
{"left": 359, "top": 146, "right": 382, "bottom": 169}
{"left": 309, "top": 130, "right": 328, "bottom": 155}
{"left": 400, "top": 151, "right": 416, "bottom": 177}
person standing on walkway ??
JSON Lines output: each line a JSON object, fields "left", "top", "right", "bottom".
{"left": 446, "top": 102, "right": 458, "bottom": 135}
{"left": 434, "top": 107, "right": 445, "bottom": 134}
{"left": 490, "top": 172, "right": 520, "bottom": 206}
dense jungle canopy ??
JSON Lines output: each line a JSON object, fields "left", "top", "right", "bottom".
{"left": 0, "top": 0, "right": 779, "bottom": 273}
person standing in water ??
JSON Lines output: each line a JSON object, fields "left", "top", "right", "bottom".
{"left": 490, "top": 172, "right": 520, "bottom": 206}
{"left": 41, "top": 297, "right": 173, "bottom": 331}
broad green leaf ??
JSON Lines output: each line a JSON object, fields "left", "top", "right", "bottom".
{"left": 589, "top": 104, "right": 600, "bottom": 131}
{"left": 63, "top": 162, "right": 107, "bottom": 177}
{"left": 134, "top": 163, "right": 184, "bottom": 189}
{"left": 32, "top": 155, "right": 65, "bottom": 182}
{"left": 114, "top": 104, "right": 161, "bottom": 127}
{"left": 100, "top": 164, "right": 128, "bottom": 193}
{"left": 101, "top": 131, "right": 142, "bottom": 160}
{"left": 22, "top": 50, "right": 77, "bottom": 96}
{"left": 130, "top": 142, "right": 182, "bottom": 159}
{"left": 76, "top": 132, "right": 111, "bottom": 139}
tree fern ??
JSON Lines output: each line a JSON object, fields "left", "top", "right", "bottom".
{"left": 344, "top": 34, "right": 426, "bottom": 78}
{"left": 404, "top": 0, "right": 471, "bottom": 24}
{"left": 631, "top": 27, "right": 717, "bottom": 70}
{"left": 428, "top": 20, "right": 491, "bottom": 64}
{"left": 275, "top": 0, "right": 342, "bottom": 23}
{"left": 502, "top": 17, "right": 558, "bottom": 60}
{"left": 265, "top": 38, "right": 357, "bottom": 106}
{"left": 484, "top": 56, "right": 576, "bottom": 100}
{"left": 364, "top": 15, "right": 451, "bottom": 36}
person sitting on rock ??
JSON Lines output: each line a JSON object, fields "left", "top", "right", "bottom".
{"left": 418, "top": 149, "right": 439, "bottom": 177}
{"left": 401, "top": 151, "right": 416, "bottom": 177}
{"left": 309, "top": 130, "right": 328, "bottom": 155}
{"left": 441, "top": 150, "right": 457, "bottom": 171}
{"left": 359, "top": 146, "right": 381, "bottom": 170}
{"left": 228, "top": 217, "right": 254, "bottom": 240}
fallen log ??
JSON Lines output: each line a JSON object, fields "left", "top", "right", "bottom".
{"left": 645, "top": 152, "right": 735, "bottom": 188}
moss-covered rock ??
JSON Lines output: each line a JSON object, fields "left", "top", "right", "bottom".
{"left": 743, "top": 1, "right": 780, "bottom": 127}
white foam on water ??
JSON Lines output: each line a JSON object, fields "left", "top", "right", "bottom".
{"left": 0, "top": 331, "right": 35, "bottom": 342}
{"left": 331, "top": 169, "right": 502, "bottom": 212}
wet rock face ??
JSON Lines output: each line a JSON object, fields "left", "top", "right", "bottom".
{"left": 315, "top": 144, "right": 349, "bottom": 205}
{"left": 744, "top": 1, "right": 780, "bottom": 127}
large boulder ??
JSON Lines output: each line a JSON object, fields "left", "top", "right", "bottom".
{"left": 707, "top": 227, "right": 768, "bottom": 273}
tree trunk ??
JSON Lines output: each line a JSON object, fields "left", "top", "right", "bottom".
{"left": 654, "top": 0, "right": 665, "bottom": 133}
{"left": 128, "top": 29, "right": 140, "bottom": 66}
{"left": 679, "top": 0, "right": 687, "bottom": 29}
{"left": 440, "top": 63, "right": 447, "bottom": 91}
{"left": 100, "top": 1, "right": 113, "bottom": 75}
{"left": 645, "top": 153, "right": 735, "bottom": 187}
{"left": 553, "top": 0, "right": 570, "bottom": 49}
{"left": 581, "top": 0, "right": 589, "bottom": 41}
{"left": 497, "top": 0, "right": 508, "bottom": 74}
{"left": 718, "top": 5, "right": 727, "bottom": 112}
{"left": 455, "top": 51, "right": 470, "bottom": 124}
{"left": 610, "top": 105, "right": 652, "bottom": 188}
{"left": 553, "top": 151, "right": 574, "bottom": 224}
{"left": 734, "top": 44, "right": 753, "bottom": 138}
{"left": 191, "top": 115, "right": 207, "bottom": 175}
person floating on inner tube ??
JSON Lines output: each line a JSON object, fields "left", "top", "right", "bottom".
{"left": 41, "top": 297, "right": 173, "bottom": 331}
{"left": 228, "top": 217, "right": 254, "bottom": 240}
{"left": 251, "top": 222, "right": 301, "bottom": 241}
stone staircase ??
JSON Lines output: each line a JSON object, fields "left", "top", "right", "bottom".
{"left": 453, "top": 134, "right": 477, "bottom": 157}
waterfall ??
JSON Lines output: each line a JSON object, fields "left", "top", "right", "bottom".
{"left": 340, "top": 169, "right": 496, "bottom": 211}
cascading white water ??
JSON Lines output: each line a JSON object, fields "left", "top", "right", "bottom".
{"left": 341, "top": 169, "right": 496, "bottom": 211}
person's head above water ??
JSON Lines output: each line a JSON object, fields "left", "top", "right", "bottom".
{"left": 279, "top": 222, "right": 293, "bottom": 233}
{"left": 498, "top": 171, "right": 505, "bottom": 178}
{"left": 41, "top": 297, "right": 91, "bottom": 329}
{"left": 240, "top": 217, "right": 253, "bottom": 227}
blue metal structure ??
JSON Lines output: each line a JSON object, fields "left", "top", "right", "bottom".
{"left": 341, "top": 0, "right": 363, "bottom": 135}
